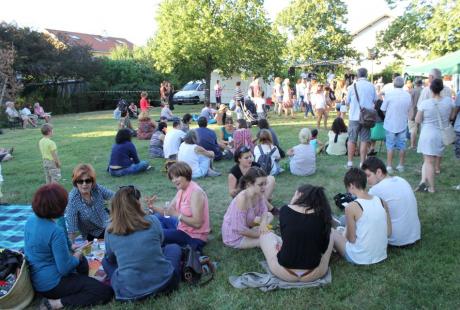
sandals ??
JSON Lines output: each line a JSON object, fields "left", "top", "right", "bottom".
{"left": 414, "top": 182, "right": 428, "bottom": 193}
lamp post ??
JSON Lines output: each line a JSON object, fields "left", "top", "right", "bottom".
{"left": 367, "top": 48, "right": 378, "bottom": 83}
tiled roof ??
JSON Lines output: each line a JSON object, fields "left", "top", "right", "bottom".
{"left": 45, "top": 29, "right": 134, "bottom": 53}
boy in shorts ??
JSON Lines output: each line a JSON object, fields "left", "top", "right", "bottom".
{"left": 39, "top": 124, "right": 61, "bottom": 183}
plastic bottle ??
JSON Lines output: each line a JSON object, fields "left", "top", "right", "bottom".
{"left": 92, "top": 238, "right": 99, "bottom": 252}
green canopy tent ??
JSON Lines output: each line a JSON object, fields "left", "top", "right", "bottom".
{"left": 404, "top": 50, "right": 460, "bottom": 76}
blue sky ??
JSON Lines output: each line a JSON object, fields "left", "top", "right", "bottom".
{"left": 0, "top": 0, "right": 392, "bottom": 46}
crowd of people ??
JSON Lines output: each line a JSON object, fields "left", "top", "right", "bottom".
{"left": 1, "top": 65, "right": 459, "bottom": 308}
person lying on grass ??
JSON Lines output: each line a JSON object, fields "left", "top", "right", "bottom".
{"left": 222, "top": 167, "right": 275, "bottom": 249}
{"left": 258, "top": 184, "right": 333, "bottom": 282}
{"left": 332, "top": 168, "right": 392, "bottom": 265}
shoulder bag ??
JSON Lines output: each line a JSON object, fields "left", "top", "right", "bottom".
{"left": 354, "top": 83, "right": 377, "bottom": 128}
{"left": 434, "top": 102, "right": 456, "bottom": 145}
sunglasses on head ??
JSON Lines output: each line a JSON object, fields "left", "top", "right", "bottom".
{"left": 119, "top": 185, "right": 141, "bottom": 200}
{"left": 76, "top": 178, "right": 93, "bottom": 185}
{"left": 238, "top": 146, "right": 251, "bottom": 153}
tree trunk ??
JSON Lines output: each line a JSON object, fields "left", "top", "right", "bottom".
{"left": 205, "top": 69, "right": 211, "bottom": 106}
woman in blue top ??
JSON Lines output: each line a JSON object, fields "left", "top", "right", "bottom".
{"left": 108, "top": 128, "right": 150, "bottom": 177}
{"left": 66, "top": 164, "right": 114, "bottom": 242}
{"left": 24, "top": 183, "right": 113, "bottom": 309}
{"left": 102, "top": 186, "right": 182, "bottom": 301}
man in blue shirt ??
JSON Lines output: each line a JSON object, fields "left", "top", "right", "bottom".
{"left": 195, "top": 117, "right": 223, "bottom": 160}
{"left": 345, "top": 68, "right": 377, "bottom": 168}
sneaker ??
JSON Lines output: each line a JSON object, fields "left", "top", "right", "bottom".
{"left": 396, "top": 165, "right": 405, "bottom": 172}
{"left": 386, "top": 166, "right": 393, "bottom": 174}
{"left": 146, "top": 165, "right": 153, "bottom": 171}
{"left": 345, "top": 162, "right": 353, "bottom": 169}
{"left": 206, "top": 168, "right": 221, "bottom": 177}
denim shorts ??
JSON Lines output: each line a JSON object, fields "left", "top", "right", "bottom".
{"left": 385, "top": 130, "right": 407, "bottom": 151}
{"left": 348, "top": 121, "right": 371, "bottom": 143}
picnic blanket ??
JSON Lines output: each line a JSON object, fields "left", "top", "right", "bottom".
{"left": 228, "top": 261, "right": 332, "bottom": 292}
{"left": 0, "top": 205, "right": 32, "bottom": 251}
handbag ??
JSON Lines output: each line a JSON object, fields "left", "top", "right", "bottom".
{"left": 354, "top": 83, "right": 377, "bottom": 128}
{"left": 434, "top": 102, "right": 456, "bottom": 145}
{"left": 181, "top": 245, "right": 215, "bottom": 286}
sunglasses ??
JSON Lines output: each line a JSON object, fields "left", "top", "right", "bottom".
{"left": 238, "top": 146, "right": 251, "bottom": 153}
{"left": 76, "top": 178, "right": 93, "bottom": 185}
{"left": 119, "top": 185, "right": 141, "bottom": 200}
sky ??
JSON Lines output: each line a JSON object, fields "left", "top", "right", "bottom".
{"left": 0, "top": 0, "right": 393, "bottom": 46}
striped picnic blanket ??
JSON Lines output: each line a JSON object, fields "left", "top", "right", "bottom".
{"left": 0, "top": 205, "right": 32, "bottom": 251}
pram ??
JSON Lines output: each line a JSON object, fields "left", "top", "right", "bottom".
{"left": 241, "top": 98, "right": 259, "bottom": 126}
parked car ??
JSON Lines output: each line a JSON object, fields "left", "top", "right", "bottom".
{"left": 173, "top": 80, "right": 205, "bottom": 105}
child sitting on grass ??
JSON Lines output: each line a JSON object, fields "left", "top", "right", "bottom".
{"left": 39, "top": 124, "right": 61, "bottom": 183}
{"left": 310, "top": 129, "right": 324, "bottom": 154}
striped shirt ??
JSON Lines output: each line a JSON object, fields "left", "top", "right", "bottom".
{"left": 65, "top": 184, "right": 114, "bottom": 238}
{"left": 233, "top": 87, "right": 244, "bottom": 102}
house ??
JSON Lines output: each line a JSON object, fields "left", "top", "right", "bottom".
{"left": 350, "top": 13, "right": 427, "bottom": 75}
{"left": 45, "top": 29, "right": 134, "bottom": 57}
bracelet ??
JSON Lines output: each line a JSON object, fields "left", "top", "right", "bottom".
{"left": 178, "top": 214, "right": 182, "bottom": 222}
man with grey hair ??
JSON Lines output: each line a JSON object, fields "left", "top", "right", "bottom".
{"left": 417, "top": 68, "right": 452, "bottom": 108}
{"left": 380, "top": 76, "right": 412, "bottom": 173}
{"left": 345, "top": 67, "right": 378, "bottom": 168}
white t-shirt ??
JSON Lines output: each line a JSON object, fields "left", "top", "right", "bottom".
{"left": 311, "top": 93, "right": 326, "bottom": 109}
{"left": 163, "top": 128, "right": 186, "bottom": 159}
{"left": 20, "top": 107, "right": 32, "bottom": 116}
{"left": 346, "top": 79, "right": 377, "bottom": 121}
{"left": 381, "top": 83, "right": 394, "bottom": 96}
{"left": 289, "top": 144, "right": 315, "bottom": 176}
{"left": 381, "top": 88, "right": 412, "bottom": 133}
{"left": 177, "top": 143, "right": 200, "bottom": 173}
{"left": 369, "top": 176, "right": 421, "bottom": 246}
{"left": 254, "top": 98, "right": 265, "bottom": 113}
{"left": 254, "top": 144, "right": 280, "bottom": 174}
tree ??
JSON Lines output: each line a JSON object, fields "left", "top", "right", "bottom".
{"left": 149, "top": 0, "right": 284, "bottom": 101}
{"left": 378, "top": 0, "right": 460, "bottom": 57}
{"left": 0, "top": 44, "right": 23, "bottom": 103}
{"left": 276, "top": 0, "right": 356, "bottom": 79}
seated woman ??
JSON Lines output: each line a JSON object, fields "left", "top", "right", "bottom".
{"left": 254, "top": 129, "right": 281, "bottom": 176}
{"left": 326, "top": 117, "right": 348, "bottom": 156}
{"left": 66, "top": 164, "right": 114, "bottom": 242}
{"left": 222, "top": 167, "right": 274, "bottom": 249}
{"left": 177, "top": 130, "right": 220, "bottom": 178}
{"left": 137, "top": 111, "right": 156, "bottom": 140}
{"left": 255, "top": 119, "right": 284, "bottom": 157}
{"left": 108, "top": 128, "right": 150, "bottom": 177}
{"left": 21, "top": 104, "right": 39, "bottom": 123}
{"left": 161, "top": 103, "right": 180, "bottom": 122}
{"left": 24, "top": 183, "right": 113, "bottom": 309}
{"left": 102, "top": 186, "right": 181, "bottom": 301}
{"left": 33, "top": 102, "right": 51, "bottom": 123}
{"left": 128, "top": 102, "right": 138, "bottom": 119}
{"left": 147, "top": 162, "right": 210, "bottom": 252}
{"left": 6, "top": 101, "right": 35, "bottom": 128}
{"left": 181, "top": 113, "right": 192, "bottom": 133}
{"left": 228, "top": 145, "right": 275, "bottom": 200}
{"left": 287, "top": 128, "right": 316, "bottom": 176}
{"left": 259, "top": 184, "right": 333, "bottom": 282}
{"left": 332, "top": 168, "right": 392, "bottom": 265}
{"left": 219, "top": 117, "right": 235, "bottom": 148}
{"left": 149, "top": 122, "right": 167, "bottom": 158}
{"left": 233, "top": 119, "right": 254, "bottom": 152}
{"left": 118, "top": 110, "right": 136, "bottom": 136}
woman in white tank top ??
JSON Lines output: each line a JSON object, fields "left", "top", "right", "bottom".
{"left": 332, "top": 168, "right": 392, "bottom": 265}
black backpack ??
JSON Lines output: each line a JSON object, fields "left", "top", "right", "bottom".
{"left": 0, "top": 249, "right": 22, "bottom": 280}
{"left": 257, "top": 145, "right": 276, "bottom": 175}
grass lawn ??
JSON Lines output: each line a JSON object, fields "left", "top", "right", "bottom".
{"left": 1, "top": 105, "right": 459, "bottom": 309}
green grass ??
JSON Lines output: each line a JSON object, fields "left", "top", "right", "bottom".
{"left": 2, "top": 105, "right": 459, "bottom": 309}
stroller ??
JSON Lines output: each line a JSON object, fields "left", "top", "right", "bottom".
{"left": 241, "top": 98, "right": 259, "bottom": 126}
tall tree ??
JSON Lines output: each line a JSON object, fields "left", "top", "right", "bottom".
{"left": 0, "top": 45, "right": 23, "bottom": 102}
{"left": 378, "top": 0, "right": 460, "bottom": 57}
{"left": 276, "top": 0, "right": 356, "bottom": 77}
{"left": 149, "top": 0, "right": 284, "bottom": 101}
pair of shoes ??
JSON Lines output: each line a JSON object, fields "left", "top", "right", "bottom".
{"left": 345, "top": 163, "right": 353, "bottom": 169}
{"left": 206, "top": 168, "right": 221, "bottom": 177}
{"left": 414, "top": 182, "right": 428, "bottom": 192}
{"left": 386, "top": 166, "right": 394, "bottom": 174}
{"left": 39, "top": 298, "right": 52, "bottom": 310}
{"left": 396, "top": 165, "right": 405, "bottom": 172}
{"left": 367, "top": 149, "right": 377, "bottom": 156}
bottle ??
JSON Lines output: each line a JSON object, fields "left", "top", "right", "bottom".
{"left": 92, "top": 238, "right": 99, "bottom": 252}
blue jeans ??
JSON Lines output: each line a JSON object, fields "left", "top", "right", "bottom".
{"left": 192, "top": 155, "right": 210, "bottom": 179}
{"left": 304, "top": 102, "right": 315, "bottom": 117}
{"left": 155, "top": 214, "right": 206, "bottom": 252}
{"left": 109, "top": 161, "right": 149, "bottom": 177}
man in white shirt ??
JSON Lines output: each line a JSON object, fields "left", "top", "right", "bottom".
{"left": 163, "top": 120, "right": 186, "bottom": 159}
{"left": 362, "top": 157, "right": 421, "bottom": 247}
{"left": 417, "top": 68, "right": 452, "bottom": 108}
{"left": 345, "top": 68, "right": 377, "bottom": 168}
{"left": 380, "top": 76, "right": 412, "bottom": 173}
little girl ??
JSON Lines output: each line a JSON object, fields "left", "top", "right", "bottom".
{"left": 310, "top": 129, "right": 324, "bottom": 154}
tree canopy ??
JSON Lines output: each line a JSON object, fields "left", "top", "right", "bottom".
{"left": 276, "top": 0, "right": 356, "bottom": 76}
{"left": 149, "top": 0, "right": 284, "bottom": 100}
{"left": 378, "top": 0, "right": 460, "bottom": 58}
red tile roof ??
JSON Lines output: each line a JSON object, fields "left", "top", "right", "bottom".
{"left": 45, "top": 29, "right": 134, "bottom": 54}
